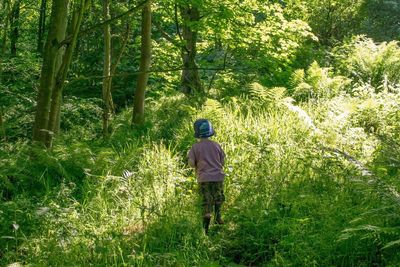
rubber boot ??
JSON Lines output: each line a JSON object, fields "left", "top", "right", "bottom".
{"left": 203, "top": 213, "right": 211, "bottom": 234}
{"left": 214, "top": 203, "right": 224, "bottom": 225}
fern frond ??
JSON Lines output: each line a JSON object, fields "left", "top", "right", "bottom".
{"left": 249, "top": 83, "right": 287, "bottom": 106}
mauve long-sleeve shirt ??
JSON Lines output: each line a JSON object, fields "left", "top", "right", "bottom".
{"left": 188, "top": 139, "right": 225, "bottom": 183}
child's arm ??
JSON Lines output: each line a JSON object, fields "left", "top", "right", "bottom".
{"left": 187, "top": 147, "right": 196, "bottom": 168}
{"left": 220, "top": 145, "right": 225, "bottom": 166}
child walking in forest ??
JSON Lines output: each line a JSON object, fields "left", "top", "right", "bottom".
{"left": 188, "top": 119, "right": 226, "bottom": 234}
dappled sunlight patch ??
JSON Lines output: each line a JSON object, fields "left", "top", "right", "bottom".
{"left": 122, "top": 223, "right": 145, "bottom": 236}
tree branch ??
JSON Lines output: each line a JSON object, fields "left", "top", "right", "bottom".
{"left": 67, "top": 66, "right": 235, "bottom": 86}
{"left": 59, "top": 0, "right": 148, "bottom": 47}
{"left": 174, "top": 4, "right": 183, "bottom": 43}
{"left": 153, "top": 19, "right": 184, "bottom": 50}
{"left": 207, "top": 48, "right": 229, "bottom": 91}
{"left": 110, "top": 23, "right": 131, "bottom": 76}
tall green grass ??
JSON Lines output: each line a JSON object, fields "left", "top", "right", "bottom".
{"left": 1, "top": 86, "right": 400, "bottom": 266}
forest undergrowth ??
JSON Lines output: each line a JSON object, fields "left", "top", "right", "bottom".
{"left": 1, "top": 38, "right": 400, "bottom": 266}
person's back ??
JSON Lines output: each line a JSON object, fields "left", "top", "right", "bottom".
{"left": 188, "top": 139, "right": 225, "bottom": 183}
{"left": 188, "top": 119, "right": 226, "bottom": 234}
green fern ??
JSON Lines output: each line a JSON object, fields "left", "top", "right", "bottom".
{"left": 292, "top": 61, "right": 351, "bottom": 101}
{"left": 249, "top": 82, "right": 289, "bottom": 107}
{"left": 334, "top": 36, "right": 400, "bottom": 90}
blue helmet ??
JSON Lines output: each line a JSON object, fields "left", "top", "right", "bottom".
{"left": 194, "top": 119, "right": 215, "bottom": 138}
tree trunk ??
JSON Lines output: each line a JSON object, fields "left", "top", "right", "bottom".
{"left": 9, "top": 0, "right": 20, "bottom": 56}
{"left": 45, "top": 0, "right": 89, "bottom": 148}
{"left": 0, "top": 0, "right": 10, "bottom": 78}
{"left": 37, "top": 0, "right": 47, "bottom": 53}
{"left": 102, "top": 22, "right": 131, "bottom": 138}
{"left": 102, "top": 0, "right": 112, "bottom": 138}
{"left": 1, "top": 0, "right": 10, "bottom": 55}
{"left": 33, "top": 0, "right": 69, "bottom": 146}
{"left": 110, "top": 23, "right": 131, "bottom": 77}
{"left": 1, "top": 0, "right": 12, "bottom": 55}
{"left": 132, "top": 1, "right": 151, "bottom": 125}
{"left": 0, "top": 107, "right": 6, "bottom": 141}
{"left": 180, "top": 5, "right": 202, "bottom": 95}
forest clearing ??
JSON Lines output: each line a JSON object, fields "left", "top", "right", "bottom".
{"left": 1, "top": 0, "right": 400, "bottom": 266}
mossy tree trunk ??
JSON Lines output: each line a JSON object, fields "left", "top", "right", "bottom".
{"left": 102, "top": 3, "right": 131, "bottom": 138}
{"left": 1, "top": 0, "right": 11, "bottom": 55}
{"left": 0, "top": 108, "right": 6, "bottom": 141}
{"left": 33, "top": 0, "right": 69, "bottom": 146}
{"left": 102, "top": 0, "right": 112, "bottom": 138}
{"left": 132, "top": 0, "right": 152, "bottom": 125}
{"left": 9, "top": 0, "right": 20, "bottom": 56}
{"left": 179, "top": 4, "right": 202, "bottom": 95}
{"left": 45, "top": 0, "right": 89, "bottom": 148}
{"left": 37, "top": 0, "right": 47, "bottom": 54}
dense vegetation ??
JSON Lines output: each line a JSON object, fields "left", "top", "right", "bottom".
{"left": 1, "top": 0, "right": 399, "bottom": 266}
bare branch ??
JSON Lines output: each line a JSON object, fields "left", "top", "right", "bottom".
{"left": 153, "top": 19, "right": 184, "bottom": 50}
{"left": 59, "top": 0, "right": 149, "bottom": 47}
{"left": 174, "top": 4, "right": 183, "bottom": 42}
{"left": 207, "top": 48, "right": 230, "bottom": 91}
{"left": 110, "top": 23, "right": 131, "bottom": 76}
{"left": 66, "top": 66, "right": 235, "bottom": 86}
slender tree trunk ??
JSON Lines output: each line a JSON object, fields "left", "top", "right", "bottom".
{"left": 0, "top": 0, "right": 4, "bottom": 52}
{"left": 0, "top": 107, "right": 6, "bottom": 141}
{"left": 9, "top": 0, "right": 20, "bottom": 56}
{"left": 33, "top": 0, "right": 69, "bottom": 146}
{"left": 37, "top": 0, "right": 47, "bottom": 53}
{"left": 110, "top": 23, "right": 131, "bottom": 78}
{"left": 45, "top": 0, "right": 89, "bottom": 148}
{"left": 102, "top": 0, "right": 112, "bottom": 138}
{"left": 0, "top": 0, "right": 10, "bottom": 79}
{"left": 132, "top": 1, "right": 151, "bottom": 125}
{"left": 180, "top": 5, "right": 202, "bottom": 95}
{"left": 1, "top": 0, "right": 10, "bottom": 54}
{"left": 101, "top": 21, "right": 130, "bottom": 138}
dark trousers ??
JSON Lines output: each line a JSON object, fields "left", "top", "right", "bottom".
{"left": 199, "top": 181, "right": 225, "bottom": 217}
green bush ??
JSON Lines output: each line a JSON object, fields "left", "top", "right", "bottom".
{"left": 334, "top": 36, "right": 400, "bottom": 90}
{"left": 61, "top": 96, "right": 103, "bottom": 131}
{"left": 0, "top": 53, "right": 41, "bottom": 140}
{"left": 291, "top": 61, "right": 351, "bottom": 101}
